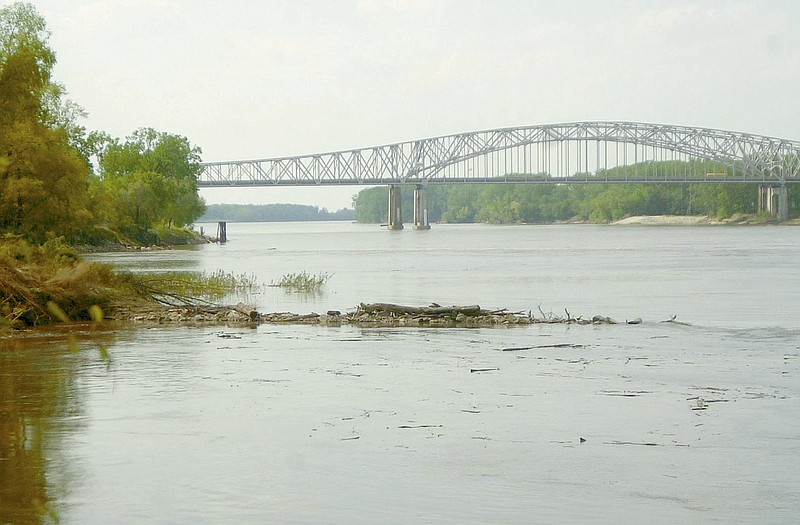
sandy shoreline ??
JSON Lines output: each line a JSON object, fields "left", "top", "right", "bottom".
{"left": 610, "top": 214, "right": 800, "bottom": 225}
{"left": 611, "top": 215, "right": 720, "bottom": 225}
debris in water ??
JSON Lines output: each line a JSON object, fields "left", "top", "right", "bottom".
{"left": 501, "top": 343, "right": 585, "bottom": 352}
{"left": 598, "top": 390, "right": 652, "bottom": 397}
{"left": 605, "top": 441, "right": 662, "bottom": 446}
{"left": 115, "top": 301, "right": 648, "bottom": 328}
{"left": 662, "top": 315, "right": 691, "bottom": 326}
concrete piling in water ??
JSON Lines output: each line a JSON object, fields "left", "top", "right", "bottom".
{"left": 413, "top": 184, "right": 431, "bottom": 230}
{"left": 387, "top": 185, "right": 403, "bottom": 230}
{"left": 758, "top": 185, "right": 788, "bottom": 222}
{"left": 778, "top": 185, "right": 789, "bottom": 222}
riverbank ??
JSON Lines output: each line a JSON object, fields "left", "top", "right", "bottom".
{"left": 75, "top": 226, "right": 210, "bottom": 253}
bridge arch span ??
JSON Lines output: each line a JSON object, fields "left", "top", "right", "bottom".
{"left": 199, "top": 121, "right": 800, "bottom": 187}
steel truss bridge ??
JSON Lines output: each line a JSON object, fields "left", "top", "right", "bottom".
{"left": 198, "top": 121, "right": 800, "bottom": 226}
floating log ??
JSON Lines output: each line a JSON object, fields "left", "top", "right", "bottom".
{"left": 233, "top": 302, "right": 259, "bottom": 321}
{"left": 359, "top": 303, "right": 482, "bottom": 317}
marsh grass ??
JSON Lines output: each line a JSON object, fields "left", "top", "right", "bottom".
{"left": 269, "top": 271, "right": 331, "bottom": 293}
{"left": 1, "top": 238, "right": 260, "bottom": 328}
{"left": 134, "top": 270, "right": 260, "bottom": 306}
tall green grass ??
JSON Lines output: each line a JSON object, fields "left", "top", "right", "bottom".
{"left": 269, "top": 271, "right": 331, "bottom": 292}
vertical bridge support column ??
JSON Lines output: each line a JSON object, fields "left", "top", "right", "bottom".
{"left": 777, "top": 184, "right": 789, "bottom": 222}
{"left": 758, "top": 185, "right": 789, "bottom": 222}
{"left": 413, "top": 184, "right": 431, "bottom": 230}
{"left": 387, "top": 185, "right": 403, "bottom": 230}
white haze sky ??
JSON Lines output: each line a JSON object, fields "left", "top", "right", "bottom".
{"left": 9, "top": 0, "right": 800, "bottom": 210}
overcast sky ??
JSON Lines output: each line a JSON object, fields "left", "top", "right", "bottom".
{"left": 9, "top": 0, "right": 800, "bottom": 210}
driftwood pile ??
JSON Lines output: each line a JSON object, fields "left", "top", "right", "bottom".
{"left": 344, "top": 303, "right": 533, "bottom": 326}
{"left": 342, "top": 303, "right": 629, "bottom": 326}
{"left": 116, "top": 302, "right": 635, "bottom": 327}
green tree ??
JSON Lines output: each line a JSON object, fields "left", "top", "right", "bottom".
{"left": 440, "top": 185, "right": 483, "bottom": 222}
{"left": 353, "top": 186, "right": 389, "bottom": 223}
{"left": 95, "top": 128, "right": 206, "bottom": 237}
{"left": 0, "top": 2, "right": 92, "bottom": 243}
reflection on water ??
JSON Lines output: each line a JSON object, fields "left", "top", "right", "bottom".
{"left": 2, "top": 321, "right": 798, "bottom": 524}
{"left": 0, "top": 328, "right": 118, "bottom": 524}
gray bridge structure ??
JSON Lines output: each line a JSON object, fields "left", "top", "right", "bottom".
{"left": 198, "top": 121, "right": 800, "bottom": 229}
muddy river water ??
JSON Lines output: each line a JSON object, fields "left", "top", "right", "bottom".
{"left": 2, "top": 223, "right": 799, "bottom": 523}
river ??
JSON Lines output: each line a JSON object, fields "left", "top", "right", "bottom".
{"left": 2, "top": 222, "right": 799, "bottom": 524}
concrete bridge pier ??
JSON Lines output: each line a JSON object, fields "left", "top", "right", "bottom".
{"left": 387, "top": 185, "right": 403, "bottom": 230}
{"left": 758, "top": 185, "right": 788, "bottom": 222}
{"left": 413, "top": 184, "right": 431, "bottom": 230}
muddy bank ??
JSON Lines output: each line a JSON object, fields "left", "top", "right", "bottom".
{"left": 110, "top": 302, "right": 640, "bottom": 328}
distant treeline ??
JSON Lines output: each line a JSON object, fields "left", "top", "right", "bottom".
{"left": 199, "top": 203, "right": 355, "bottom": 222}
{"left": 353, "top": 161, "right": 800, "bottom": 224}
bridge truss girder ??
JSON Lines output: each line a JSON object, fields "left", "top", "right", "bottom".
{"left": 198, "top": 122, "right": 800, "bottom": 187}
